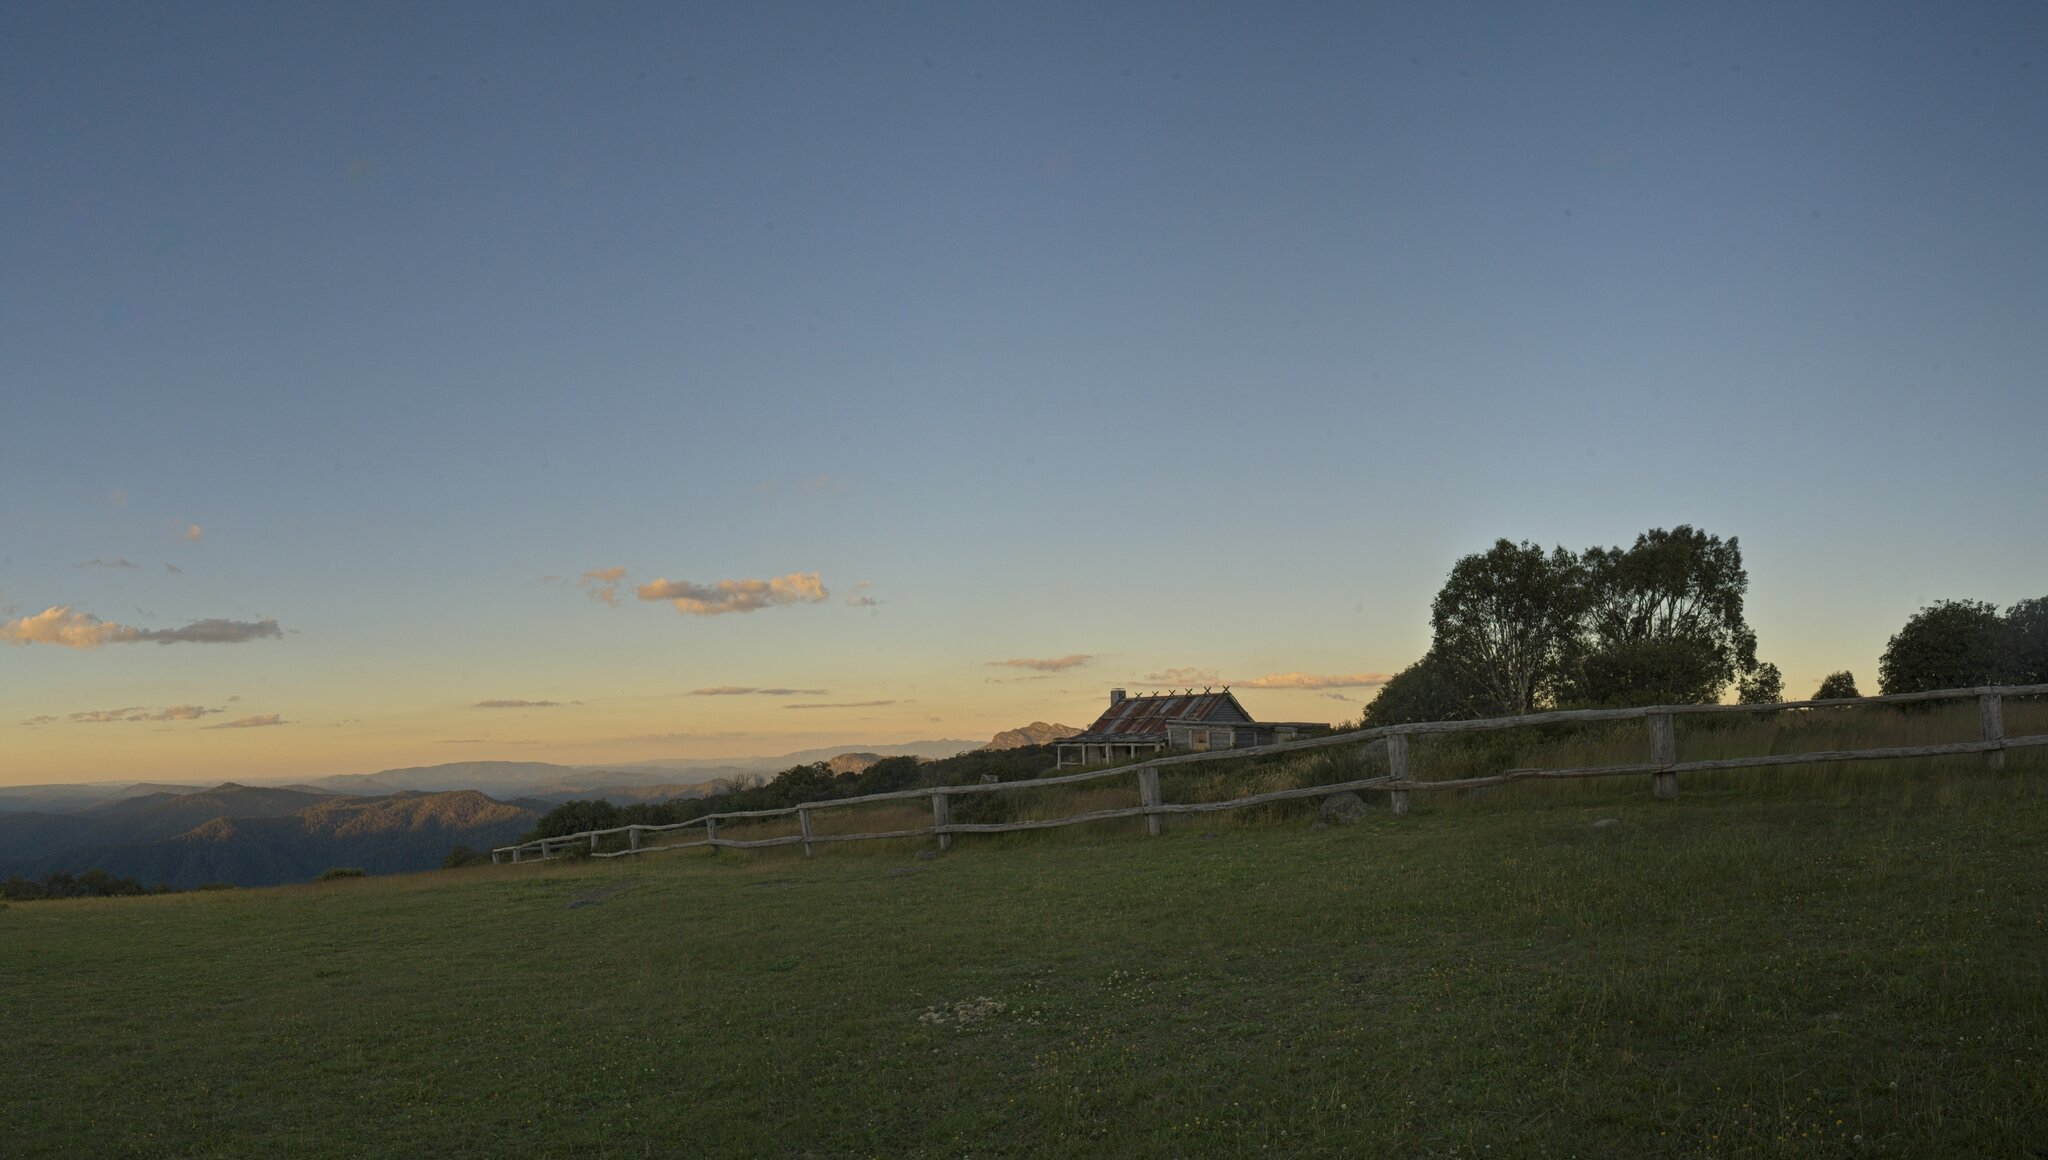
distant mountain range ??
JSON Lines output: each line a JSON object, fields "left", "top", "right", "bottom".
{"left": 0, "top": 728, "right": 1056, "bottom": 887}
{"left": 0, "top": 784, "right": 538, "bottom": 889}
{"left": 983, "top": 722, "right": 1082, "bottom": 750}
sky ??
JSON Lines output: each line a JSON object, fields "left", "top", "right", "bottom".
{"left": 5, "top": 3, "right": 2047, "bottom": 786}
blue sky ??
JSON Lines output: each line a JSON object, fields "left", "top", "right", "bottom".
{"left": 4, "top": 3, "right": 2046, "bottom": 783}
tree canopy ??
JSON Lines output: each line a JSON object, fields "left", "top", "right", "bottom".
{"left": 1878, "top": 597, "right": 2048, "bottom": 694}
{"left": 1878, "top": 600, "right": 2006, "bottom": 694}
{"left": 1813, "top": 671, "right": 1861, "bottom": 700}
{"left": 1429, "top": 540, "right": 1586, "bottom": 717}
{"left": 1370, "top": 526, "right": 1768, "bottom": 724}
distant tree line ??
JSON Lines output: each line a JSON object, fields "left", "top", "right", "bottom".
{"left": 1360, "top": 523, "right": 2045, "bottom": 726}
{"left": 509, "top": 745, "right": 1063, "bottom": 848}
{"left": 1, "top": 869, "right": 191, "bottom": 901}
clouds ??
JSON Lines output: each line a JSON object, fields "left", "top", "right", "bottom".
{"left": 202, "top": 714, "right": 286, "bottom": 729}
{"left": 579, "top": 566, "right": 626, "bottom": 606}
{"left": 845, "top": 580, "right": 880, "bottom": 608}
{"left": 637, "top": 572, "right": 829, "bottom": 616}
{"left": 1130, "top": 668, "right": 1393, "bottom": 690}
{"left": 988, "top": 654, "right": 1094, "bottom": 672}
{"left": 473, "top": 699, "right": 562, "bottom": 709}
{"left": 0, "top": 607, "right": 282, "bottom": 648}
{"left": 184, "top": 523, "right": 204, "bottom": 542}
{"left": 2, "top": 607, "right": 143, "bottom": 647}
{"left": 67, "top": 704, "right": 225, "bottom": 724}
{"left": 138, "top": 618, "right": 282, "bottom": 645}
{"left": 1242, "top": 672, "right": 1393, "bottom": 690}
{"left": 1141, "top": 666, "right": 1221, "bottom": 687}
{"left": 784, "top": 700, "right": 895, "bottom": 710}
{"left": 690, "top": 686, "right": 828, "bottom": 696}
{"left": 75, "top": 557, "right": 138, "bottom": 570}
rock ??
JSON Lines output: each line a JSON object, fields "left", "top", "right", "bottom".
{"left": 1592, "top": 817, "right": 1620, "bottom": 828}
{"left": 1319, "top": 791, "right": 1369, "bottom": 824}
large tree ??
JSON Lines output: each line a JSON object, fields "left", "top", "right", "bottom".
{"left": 1360, "top": 646, "right": 1479, "bottom": 726}
{"left": 1429, "top": 539, "right": 1586, "bottom": 717}
{"left": 1563, "top": 526, "right": 1759, "bottom": 706}
{"left": 1878, "top": 599, "right": 2008, "bottom": 694}
{"left": 2004, "top": 597, "right": 2048, "bottom": 685}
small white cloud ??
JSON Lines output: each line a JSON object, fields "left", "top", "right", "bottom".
{"left": 70, "top": 706, "right": 148, "bottom": 723}
{"left": 164, "top": 563, "right": 183, "bottom": 574}
{"left": 75, "top": 557, "right": 138, "bottom": 570}
{"left": 784, "top": 699, "right": 896, "bottom": 710}
{"left": 150, "top": 704, "right": 222, "bottom": 721}
{"left": 579, "top": 566, "right": 626, "bottom": 606}
{"left": 1140, "top": 666, "right": 1221, "bottom": 687}
{"left": 202, "top": 714, "right": 286, "bottom": 729}
{"left": 988, "top": 654, "right": 1093, "bottom": 672}
{"left": 1243, "top": 672, "right": 1393, "bottom": 690}
{"left": 472, "top": 699, "right": 563, "bottom": 709}
{"left": 184, "top": 523, "right": 204, "bottom": 542}
{"left": 690, "top": 686, "right": 828, "bottom": 696}
{"left": 637, "top": 572, "right": 829, "bottom": 616}
{"left": 0, "top": 607, "right": 281, "bottom": 648}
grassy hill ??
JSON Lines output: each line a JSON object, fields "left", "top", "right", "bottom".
{"left": 3, "top": 746, "right": 2045, "bottom": 1157}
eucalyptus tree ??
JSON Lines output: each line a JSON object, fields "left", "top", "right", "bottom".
{"left": 1563, "top": 525, "right": 1760, "bottom": 706}
{"left": 1428, "top": 539, "right": 1587, "bottom": 717}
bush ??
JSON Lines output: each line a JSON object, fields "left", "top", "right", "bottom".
{"left": 1813, "top": 671, "right": 1861, "bottom": 700}
{"left": 194, "top": 882, "right": 237, "bottom": 892}
{"left": 441, "top": 845, "right": 489, "bottom": 870}
{"left": 1736, "top": 662, "right": 1784, "bottom": 705}
{"left": 316, "top": 867, "right": 367, "bottom": 882}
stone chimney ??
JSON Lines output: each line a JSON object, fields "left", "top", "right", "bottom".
{"left": 1109, "top": 688, "right": 1126, "bottom": 707}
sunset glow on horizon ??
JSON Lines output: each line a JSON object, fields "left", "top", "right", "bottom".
{"left": 6, "top": 5, "right": 2046, "bottom": 787}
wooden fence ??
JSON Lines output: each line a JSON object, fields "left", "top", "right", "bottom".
{"left": 491, "top": 682, "right": 2048, "bottom": 864}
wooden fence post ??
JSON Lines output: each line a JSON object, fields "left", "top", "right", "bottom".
{"left": 1388, "top": 733, "right": 1411, "bottom": 816}
{"left": 491, "top": 850, "right": 502, "bottom": 865}
{"left": 589, "top": 832, "right": 600, "bottom": 852}
{"left": 1649, "top": 712, "right": 1678, "bottom": 800}
{"left": 628, "top": 826, "right": 641, "bottom": 852}
{"left": 798, "top": 808, "right": 814, "bottom": 857}
{"left": 705, "top": 816, "right": 719, "bottom": 852}
{"left": 1980, "top": 693, "right": 2005, "bottom": 770}
{"left": 1137, "top": 767, "right": 1163, "bottom": 836}
{"left": 932, "top": 791, "right": 952, "bottom": 852}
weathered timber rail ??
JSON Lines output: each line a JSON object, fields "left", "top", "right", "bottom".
{"left": 492, "top": 683, "right": 2048, "bottom": 864}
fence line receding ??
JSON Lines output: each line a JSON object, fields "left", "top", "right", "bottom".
{"left": 491, "top": 683, "right": 2048, "bottom": 864}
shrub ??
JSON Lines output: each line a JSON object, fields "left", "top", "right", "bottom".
{"left": 441, "top": 845, "right": 489, "bottom": 870}
{"left": 1736, "top": 662, "right": 1784, "bottom": 705}
{"left": 316, "top": 867, "right": 367, "bottom": 882}
{"left": 194, "top": 882, "right": 237, "bottom": 892}
{"left": 1813, "top": 671, "right": 1861, "bottom": 700}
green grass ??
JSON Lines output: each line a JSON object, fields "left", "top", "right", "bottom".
{"left": 5, "top": 742, "right": 2046, "bottom": 1157}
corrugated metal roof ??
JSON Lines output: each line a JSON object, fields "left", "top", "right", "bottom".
{"left": 1064, "top": 690, "right": 1254, "bottom": 742}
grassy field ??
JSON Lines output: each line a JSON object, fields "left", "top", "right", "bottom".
{"left": 5, "top": 720, "right": 2046, "bottom": 1157}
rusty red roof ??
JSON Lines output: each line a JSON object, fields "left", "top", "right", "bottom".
{"left": 1066, "top": 690, "right": 1254, "bottom": 741}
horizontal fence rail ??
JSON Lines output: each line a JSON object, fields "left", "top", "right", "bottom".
{"left": 492, "top": 683, "right": 2048, "bottom": 864}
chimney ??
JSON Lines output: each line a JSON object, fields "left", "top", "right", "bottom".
{"left": 1109, "top": 688, "right": 1126, "bottom": 707}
